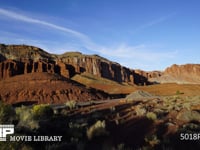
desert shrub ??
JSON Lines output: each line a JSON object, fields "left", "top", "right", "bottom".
{"left": 32, "top": 104, "right": 53, "bottom": 120}
{"left": 16, "top": 104, "right": 53, "bottom": 130}
{"left": 135, "top": 106, "right": 146, "bottom": 116}
{"left": 182, "top": 103, "right": 191, "bottom": 110}
{"left": 176, "top": 110, "right": 200, "bottom": 122}
{"left": 15, "top": 106, "right": 39, "bottom": 129}
{"left": 65, "top": 100, "right": 76, "bottom": 110}
{"left": 176, "top": 90, "right": 184, "bottom": 95}
{"left": 146, "top": 112, "right": 157, "bottom": 121}
{"left": 145, "top": 135, "right": 160, "bottom": 147}
{"left": 0, "top": 102, "right": 16, "bottom": 124}
{"left": 86, "top": 120, "right": 109, "bottom": 140}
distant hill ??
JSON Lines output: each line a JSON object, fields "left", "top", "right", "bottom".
{"left": 149, "top": 64, "right": 200, "bottom": 84}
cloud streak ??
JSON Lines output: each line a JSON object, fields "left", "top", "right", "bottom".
{"left": 93, "top": 43, "right": 178, "bottom": 61}
{"left": 132, "top": 13, "right": 176, "bottom": 34}
{"left": 0, "top": 8, "right": 88, "bottom": 40}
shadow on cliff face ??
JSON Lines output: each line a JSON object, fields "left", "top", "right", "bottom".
{"left": 133, "top": 72, "right": 156, "bottom": 86}
{"left": 12, "top": 101, "right": 38, "bottom": 107}
{"left": 0, "top": 54, "right": 6, "bottom": 62}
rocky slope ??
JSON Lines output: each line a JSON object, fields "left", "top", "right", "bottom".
{"left": 0, "top": 72, "right": 109, "bottom": 104}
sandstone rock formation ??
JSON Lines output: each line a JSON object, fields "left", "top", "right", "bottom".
{"left": 164, "top": 64, "right": 200, "bottom": 83}
{"left": 149, "top": 64, "right": 200, "bottom": 84}
{"left": 0, "top": 44, "right": 148, "bottom": 85}
{"left": 0, "top": 44, "right": 199, "bottom": 88}
{"left": 0, "top": 59, "right": 57, "bottom": 80}
{"left": 0, "top": 44, "right": 54, "bottom": 61}
{"left": 58, "top": 54, "right": 136, "bottom": 84}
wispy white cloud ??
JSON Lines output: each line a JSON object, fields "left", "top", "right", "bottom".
{"left": 132, "top": 13, "right": 176, "bottom": 34}
{"left": 87, "top": 43, "right": 178, "bottom": 60}
{"left": 82, "top": 42, "right": 179, "bottom": 71}
{"left": 0, "top": 8, "right": 89, "bottom": 40}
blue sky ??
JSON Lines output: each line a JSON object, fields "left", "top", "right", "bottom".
{"left": 0, "top": 0, "right": 200, "bottom": 71}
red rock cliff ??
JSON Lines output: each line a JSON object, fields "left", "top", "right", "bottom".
{"left": 57, "top": 54, "right": 135, "bottom": 84}
{"left": 164, "top": 64, "right": 200, "bottom": 84}
{"left": 0, "top": 44, "right": 148, "bottom": 85}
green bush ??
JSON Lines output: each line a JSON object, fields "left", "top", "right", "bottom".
{"left": 32, "top": 104, "right": 53, "bottom": 120}
{"left": 15, "top": 106, "right": 39, "bottom": 129}
{"left": 0, "top": 102, "right": 16, "bottom": 124}
{"left": 16, "top": 104, "right": 53, "bottom": 129}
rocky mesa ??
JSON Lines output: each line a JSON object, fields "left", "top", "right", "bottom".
{"left": 0, "top": 44, "right": 150, "bottom": 85}
{"left": 1, "top": 44, "right": 199, "bottom": 86}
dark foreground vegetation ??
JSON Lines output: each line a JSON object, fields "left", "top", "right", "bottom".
{"left": 1, "top": 95, "right": 200, "bottom": 150}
